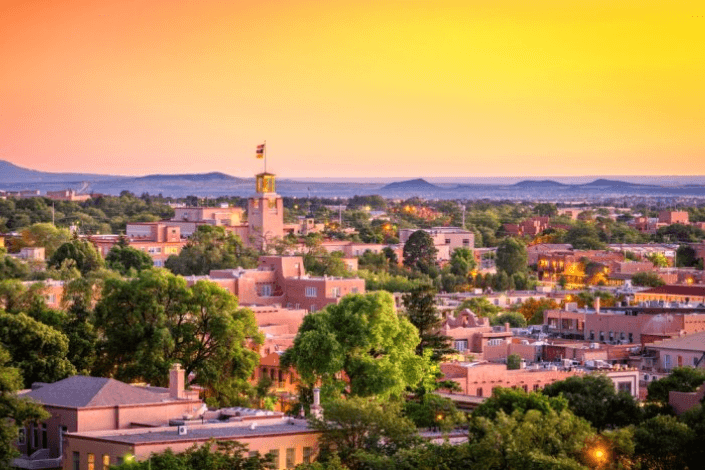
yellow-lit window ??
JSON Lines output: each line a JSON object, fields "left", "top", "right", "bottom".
{"left": 103, "top": 454, "right": 110, "bottom": 468}
{"left": 88, "top": 453, "right": 95, "bottom": 470}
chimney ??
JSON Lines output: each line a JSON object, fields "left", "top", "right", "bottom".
{"left": 169, "top": 363, "right": 185, "bottom": 399}
{"left": 505, "top": 322, "right": 511, "bottom": 332}
{"left": 311, "top": 387, "right": 323, "bottom": 419}
{"left": 593, "top": 297, "right": 601, "bottom": 314}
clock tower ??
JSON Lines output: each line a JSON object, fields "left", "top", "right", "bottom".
{"left": 247, "top": 172, "right": 284, "bottom": 250}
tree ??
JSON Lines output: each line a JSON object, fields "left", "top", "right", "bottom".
{"left": 633, "top": 415, "right": 694, "bottom": 469}
{"left": 564, "top": 223, "right": 606, "bottom": 250}
{"left": 94, "top": 269, "right": 262, "bottom": 402}
{"left": 467, "top": 408, "right": 593, "bottom": 470}
{"left": 19, "top": 223, "right": 72, "bottom": 257}
{"left": 449, "top": 248, "right": 476, "bottom": 278}
{"left": 631, "top": 271, "right": 665, "bottom": 287}
{"left": 281, "top": 292, "right": 426, "bottom": 399}
{"left": 495, "top": 238, "right": 527, "bottom": 276}
{"left": 455, "top": 297, "right": 502, "bottom": 318}
{"left": 110, "top": 440, "right": 273, "bottom": 470}
{"left": 48, "top": 238, "right": 104, "bottom": 275}
{"left": 675, "top": 244, "right": 698, "bottom": 268}
{"left": 401, "top": 285, "right": 454, "bottom": 362}
{"left": 472, "top": 387, "right": 568, "bottom": 421}
{"left": 0, "top": 346, "right": 50, "bottom": 466}
{"left": 506, "top": 354, "right": 522, "bottom": 370}
{"left": 0, "top": 311, "right": 76, "bottom": 387}
{"left": 491, "top": 311, "right": 527, "bottom": 328}
{"left": 0, "top": 255, "right": 30, "bottom": 281}
{"left": 515, "top": 298, "right": 559, "bottom": 325}
{"left": 646, "top": 366, "right": 705, "bottom": 404}
{"left": 542, "top": 374, "right": 643, "bottom": 430}
{"left": 403, "top": 231, "right": 438, "bottom": 275}
{"left": 646, "top": 252, "right": 669, "bottom": 268}
{"left": 105, "top": 241, "right": 154, "bottom": 274}
{"left": 165, "top": 225, "right": 258, "bottom": 276}
{"left": 310, "top": 396, "right": 419, "bottom": 470}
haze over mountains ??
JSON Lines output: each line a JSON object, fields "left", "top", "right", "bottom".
{"left": 2, "top": 160, "right": 705, "bottom": 200}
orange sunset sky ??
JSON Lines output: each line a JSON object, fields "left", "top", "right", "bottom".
{"left": 1, "top": 1, "right": 704, "bottom": 178}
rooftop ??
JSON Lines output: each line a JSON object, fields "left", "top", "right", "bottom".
{"left": 69, "top": 418, "right": 314, "bottom": 445}
{"left": 22, "top": 376, "right": 179, "bottom": 408}
{"left": 646, "top": 331, "right": 705, "bottom": 352}
{"left": 638, "top": 285, "right": 705, "bottom": 296}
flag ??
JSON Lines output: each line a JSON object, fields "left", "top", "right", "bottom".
{"left": 256, "top": 143, "right": 265, "bottom": 159}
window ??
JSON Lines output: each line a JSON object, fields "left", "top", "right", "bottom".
{"left": 454, "top": 340, "right": 468, "bottom": 352}
{"left": 609, "top": 331, "right": 614, "bottom": 341}
{"left": 148, "top": 247, "right": 161, "bottom": 254}
{"left": 463, "top": 238, "right": 470, "bottom": 246}
{"left": 73, "top": 452, "right": 80, "bottom": 470}
{"left": 629, "top": 333, "right": 633, "bottom": 343}
{"left": 248, "top": 451, "right": 258, "bottom": 458}
{"left": 153, "top": 260, "right": 163, "bottom": 267}
{"left": 165, "top": 246, "right": 179, "bottom": 254}
{"left": 589, "top": 330, "right": 595, "bottom": 340}
{"left": 103, "top": 455, "right": 110, "bottom": 468}
{"left": 261, "top": 284, "right": 272, "bottom": 297}
{"left": 664, "top": 354, "right": 672, "bottom": 370}
{"left": 41, "top": 423, "right": 47, "bottom": 448}
{"left": 88, "top": 453, "right": 95, "bottom": 470}
{"left": 618, "top": 382, "right": 632, "bottom": 394}
{"left": 533, "top": 384, "right": 540, "bottom": 391}
{"left": 476, "top": 388, "right": 483, "bottom": 397}
{"left": 17, "top": 428, "right": 25, "bottom": 445}
{"left": 46, "top": 294, "right": 56, "bottom": 304}
{"left": 620, "top": 332, "right": 626, "bottom": 341}
{"left": 310, "top": 305, "right": 317, "bottom": 313}
{"left": 116, "top": 457, "right": 124, "bottom": 466}
{"left": 599, "top": 331, "right": 605, "bottom": 342}
{"left": 269, "top": 449, "right": 279, "bottom": 468}
{"left": 445, "top": 238, "right": 451, "bottom": 244}
{"left": 286, "top": 448, "right": 296, "bottom": 468}
{"left": 305, "top": 287, "right": 317, "bottom": 297}
{"left": 303, "top": 447, "right": 313, "bottom": 464}
{"left": 331, "top": 287, "right": 341, "bottom": 298}
{"left": 487, "top": 338, "right": 504, "bottom": 346}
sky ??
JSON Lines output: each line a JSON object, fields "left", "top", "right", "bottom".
{"left": 1, "top": 0, "right": 704, "bottom": 178}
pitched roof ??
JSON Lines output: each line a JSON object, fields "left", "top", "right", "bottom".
{"left": 24, "top": 376, "right": 170, "bottom": 408}
{"left": 648, "top": 331, "right": 705, "bottom": 353}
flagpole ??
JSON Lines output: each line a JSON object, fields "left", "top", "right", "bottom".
{"left": 264, "top": 140, "right": 267, "bottom": 174}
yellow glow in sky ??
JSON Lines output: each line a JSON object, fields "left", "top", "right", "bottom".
{"left": 1, "top": 0, "right": 703, "bottom": 178}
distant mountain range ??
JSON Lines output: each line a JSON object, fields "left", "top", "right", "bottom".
{"left": 2, "top": 159, "right": 705, "bottom": 200}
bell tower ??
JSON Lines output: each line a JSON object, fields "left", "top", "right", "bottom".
{"left": 248, "top": 172, "right": 284, "bottom": 250}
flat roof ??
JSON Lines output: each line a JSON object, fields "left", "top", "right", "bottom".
{"left": 69, "top": 419, "right": 315, "bottom": 445}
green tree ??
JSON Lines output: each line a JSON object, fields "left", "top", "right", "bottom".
{"left": 675, "top": 244, "right": 698, "bottom": 268}
{"left": 48, "top": 238, "right": 104, "bottom": 275}
{"left": 564, "top": 223, "right": 606, "bottom": 250}
{"left": 646, "top": 252, "right": 669, "bottom": 268}
{"left": 491, "top": 311, "right": 527, "bottom": 328}
{"left": 310, "top": 396, "right": 419, "bottom": 470}
{"left": 281, "top": 292, "right": 426, "bottom": 399}
{"left": 94, "top": 269, "right": 262, "bottom": 402}
{"left": 631, "top": 271, "right": 665, "bottom": 287}
{"left": 515, "top": 297, "right": 559, "bottom": 325}
{"left": 467, "top": 408, "right": 593, "bottom": 470}
{"left": 165, "top": 225, "right": 258, "bottom": 276}
{"left": 449, "top": 247, "right": 476, "bottom": 278}
{"left": 0, "top": 256, "right": 30, "bottom": 281}
{"left": 495, "top": 238, "right": 527, "bottom": 276}
{"left": 472, "top": 387, "right": 568, "bottom": 421}
{"left": 0, "top": 346, "right": 50, "bottom": 466}
{"left": 506, "top": 354, "right": 522, "bottom": 370}
{"left": 401, "top": 285, "right": 454, "bottom": 362}
{"left": 0, "top": 311, "right": 76, "bottom": 387}
{"left": 403, "top": 231, "right": 438, "bottom": 275}
{"left": 19, "top": 223, "right": 72, "bottom": 257}
{"left": 110, "top": 440, "right": 273, "bottom": 470}
{"left": 646, "top": 366, "right": 705, "bottom": 404}
{"left": 105, "top": 240, "right": 154, "bottom": 274}
{"left": 542, "top": 374, "right": 643, "bottom": 430}
{"left": 633, "top": 415, "right": 694, "bottom": 469}
{"left": 455, "top": 297, "right": 502, "bottom": 318}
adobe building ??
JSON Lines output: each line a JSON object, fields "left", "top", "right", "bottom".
{"left": 439, "top": 362, "right": 639, "bottom": 399}
{"left": 398, "top": 227, "right": 474, "bottom": 262}
{"left": 658, "top": 210, "right": 689, "bottom": 225}
{"left": 14, "top": 365, "right": 202, "bottom": 469}
{"left": 643, "top": 331, "right": 705, "bottom": 372}
{"left": 45, "top": 189, "right": 92, "bottom": 202}
{"left": 188, "top": 255, "right": 365, "bottom": 312}
{"left": 62, "top": 415, "right": 320, "bottom": 470}
{"left": 440, "top": 309, "right": 514, "bottom": 360}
